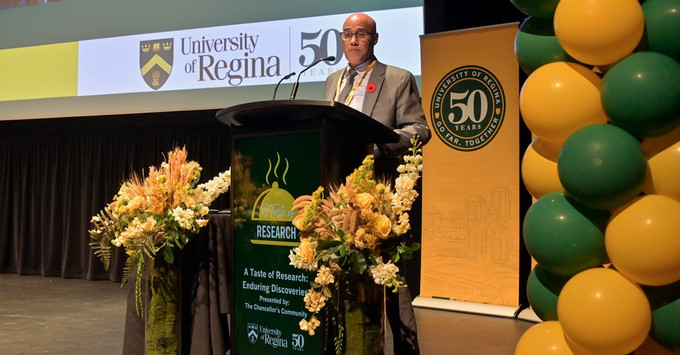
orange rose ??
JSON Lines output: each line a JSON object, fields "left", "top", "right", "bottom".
{"left": 299, "top": 238, "right": 315, "bottom": 265}
{"left": 355, "top": 193, "right": 374, "bottom": 209}
{"left": 374, "top": 214, "right": 392, "bottom": 238}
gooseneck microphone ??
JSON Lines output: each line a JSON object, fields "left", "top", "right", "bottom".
{"left": 272, "top": 72, "right": 296, "bottom": 100}
{"left": 289, "top": 56, "right": 336, "bottom": 100}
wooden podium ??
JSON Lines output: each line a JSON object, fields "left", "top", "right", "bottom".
{"left": 216, "top": 100, "right": 397, "bottom": 354}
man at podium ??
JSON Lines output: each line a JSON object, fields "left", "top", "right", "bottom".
{"left": 325, "top": 12, "right": 430, "bottom": 180}
{"left": 325, "top": 12, "right": 431, "bottom": 355}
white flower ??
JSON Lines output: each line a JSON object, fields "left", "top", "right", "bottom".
{"left": 389, "top": 151, "right": 421, "bottom": 236}
{"left": 195, "top": 169, "right": 231, "bottom": 206}
{"left": 171, "top": 206, "right": 196, "bottom": 230}
{"left": 392, "top": 212, "right": 411, "bottom": 236}
{"left": 369, "top": 257, "right": 400, "bottom": 287}
{"left": 288, "top": 247, "right": 318, "bottom": 271}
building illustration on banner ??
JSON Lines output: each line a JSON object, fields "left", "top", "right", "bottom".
{"left": 422, "top": 183, "right": 520, "bottom": 306}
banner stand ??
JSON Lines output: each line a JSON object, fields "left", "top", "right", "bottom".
{"left": 412, "top": 297, "right": 518, "bottom": 318}
{"left": 417, "top": 23, "right": 531, "bottom": 317}
{"left": 412, "top": 297, "right": 540, "bottom": 322}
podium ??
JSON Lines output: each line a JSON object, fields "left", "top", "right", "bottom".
{"left": 217, "top": 99, "right": 399, "bottom": 186}
{"left": 216, "top": 100, "right": 398, "bottom": 354}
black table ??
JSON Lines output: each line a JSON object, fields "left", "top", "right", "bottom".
{"left": 122, "top": 212, "right": 232, "bottom": 354}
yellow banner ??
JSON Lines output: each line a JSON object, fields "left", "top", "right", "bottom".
{"left": 0, "top": 42, "right": 78, "bottom": 102}
{"left": 419, "top": 23, "right": 521, "bottom": 307}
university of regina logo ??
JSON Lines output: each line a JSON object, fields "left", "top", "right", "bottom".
{"left": 247, "top": 323, "right": 259, "bottom": 344}
{"left": 430, "top": 65, "right": 505, "bottom": 151}
{"left": 139, "top": 38, "right": 173, "bottom": 90}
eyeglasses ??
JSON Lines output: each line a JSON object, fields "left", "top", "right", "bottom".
{"left": 341, "top": 30, "right": 375, "bottom": 41}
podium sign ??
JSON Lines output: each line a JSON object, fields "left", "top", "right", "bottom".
{"left": 219, "top": 99, "right": 399, "bottom": 354}
{"left": 232, "top": 131, "right": 322, "bottom": 354}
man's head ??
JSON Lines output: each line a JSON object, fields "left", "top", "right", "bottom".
{"left": 342, "top": 13, "right": 379, "bottom": 67}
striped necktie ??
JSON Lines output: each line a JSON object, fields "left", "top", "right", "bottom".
{"left": 337, "top": 68, "right": 357, "bottom": 103}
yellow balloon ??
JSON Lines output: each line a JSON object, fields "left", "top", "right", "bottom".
{"left": 521, "top": 138, "right": 564, "bottom": 199}
{"left": 642, "top": 126, "right": 680, "bottom": 203}
{"left": 515, "top": 321, "right": 574, "bottom": 355}
{"left": 554, "top": 0, "right": 644, "bottom": 65}
{"left": 557, "top": 268, "right": 651, "bottom": 355}
{"left": 520, "top": 62, "right": 609, "bottom": 144}
{"left": 606, "top": 195, "right": 680, "bottom": 286}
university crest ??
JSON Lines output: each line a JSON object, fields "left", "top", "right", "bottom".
{"left": 139, "top": 38, "right": 173, "bottom": 90}
{"left": 247, "top": 323, "right": 259, "bottom": 344}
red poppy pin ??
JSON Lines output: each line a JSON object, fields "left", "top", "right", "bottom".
{"left": 367, "top": 83, "right": 376, "bottom": 93}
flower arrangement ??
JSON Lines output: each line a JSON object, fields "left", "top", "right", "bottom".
{"left": 89, "top": 147, "right": 230, "bottom": 354}
{"left": 288, "top": 137, "right": 423, "bottom": 353}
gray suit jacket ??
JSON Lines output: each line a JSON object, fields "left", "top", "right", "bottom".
{"left": 324, "top": 60, "right": 431, "bottom": 163}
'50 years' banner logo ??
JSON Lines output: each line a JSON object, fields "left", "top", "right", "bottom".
{"left": 430, "top": 65, "right": 506, "bottom": 151}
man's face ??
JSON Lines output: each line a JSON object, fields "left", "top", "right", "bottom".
{"left": 342, "top": 14, "right": 378, "bottom": 67}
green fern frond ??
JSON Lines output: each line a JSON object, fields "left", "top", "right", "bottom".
{"left": 88, "top": 208, "right": 118, "bottom": 270}
{"left": 135, "top": 258, "right": 144, "bottom": 316}
{"left": 334, "top": 322, "right": 345, "bottom": 355}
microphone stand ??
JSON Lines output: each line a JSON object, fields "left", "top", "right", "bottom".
{"left": 272, "top": 72, "right": 296, "bottom": 100}
{"left": 289, "top": 56, "right": 335, "bottom": 100}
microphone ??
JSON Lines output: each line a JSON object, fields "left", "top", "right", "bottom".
{"left": 289, "top": 56, "right": 336, "bottom": 100}
{"left": 272, "top": 71, "right": 296, "bottom": 100}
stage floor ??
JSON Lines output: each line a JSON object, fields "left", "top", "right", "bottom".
{"left": 0, "top": 273, "right": 533, "bottom": 354}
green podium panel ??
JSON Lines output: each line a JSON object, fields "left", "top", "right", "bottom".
{"left": 218, "top": 100, "right": 399, "bottom": 354}
{"left": 232, "top": 131, "right": 322, "bottom": 354}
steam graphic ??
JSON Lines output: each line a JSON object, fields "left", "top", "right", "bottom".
{"left": 265, "top": 152, "right": 289, "bottom": 185}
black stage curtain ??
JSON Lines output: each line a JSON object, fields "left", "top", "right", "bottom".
{"left": 0, "top": 110, "right": 231, "bottom": 281}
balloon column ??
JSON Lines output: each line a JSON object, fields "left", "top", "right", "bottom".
{"left": 512, "top": 0, "right": 680, "bottom": 353}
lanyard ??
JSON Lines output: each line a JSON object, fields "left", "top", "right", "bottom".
{"left": 334, "top": 60, "right": 377, "bottom": 105}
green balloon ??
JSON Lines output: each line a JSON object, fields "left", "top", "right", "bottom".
{"left": 601, "top": 51, "right": 680, "bottom": 138}
{"left": 527, "top": 264, "right": 571, "bottom": 321}
{"left": 558, "top": 124, "right": 648, "bottom": 210}
{"left": 515, "top": 17, "right": 574, "bottom": 75}
{"left": 523, "top": 191, "right": 610, "bottom": 276}
{"left": 643, "top": 0, "right": 680, "bottom": 62}
{"left": 510, "top": 0, "right": 559, "bottom": 17}
{"left": 653, "top": 300, "right": 680, "bottom": 352}
{"left": 644, "top": 281, "right": 680, "bottom": 352}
